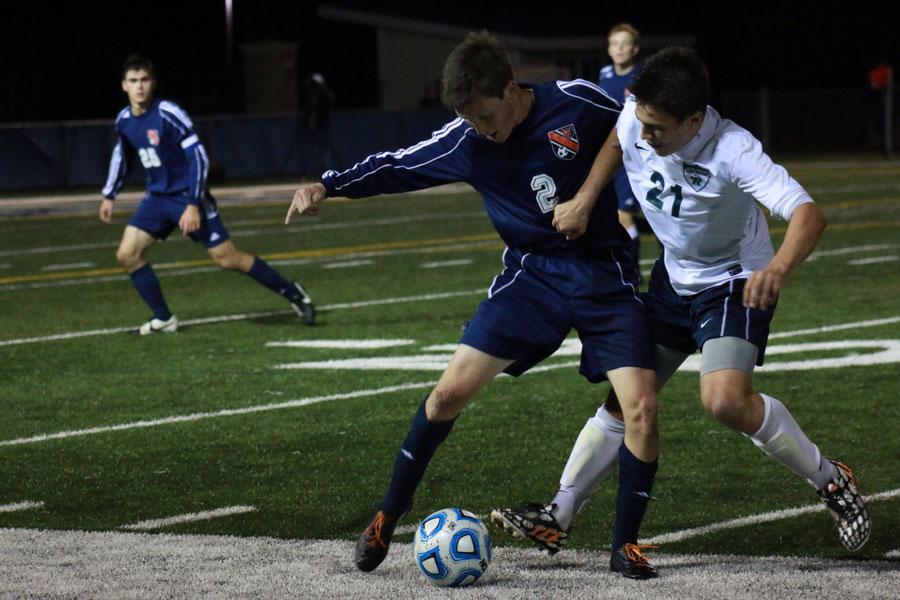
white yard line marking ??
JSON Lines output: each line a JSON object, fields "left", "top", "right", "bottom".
{"left": 265, "top": 339, "right": 415, "bottom": 349}
{"left": 421, "top": 344, "right": 459, "bottom": 352}
{"left": 322, "top": 259, "right": 375, "bottom": 269}
{"left": 807, "top": 243, "right": 895, "bottom": 260}
{"left": 642, "top": 488, "right": 900, "bottom": 545}
{"left": 0, "top": 262, "right": 11, "bottom": 269}
{"left": 0, "top": 289, "right": 485, "bottom": 347}
{"left": 0, "top": 241, "right": 117, "bottom": 258}
{"left": 848, "top": 255, "right": 899, "bottom": 265}
{"left": 41, "top": 261, "right": 95, "bottom": 271}
{"left": 120, "top": 505, "right": 257, "bottom": 531}
{"left": 420, "top": 259, "right": 473, "bottom": 268}
{"left": 886, "top": 549, "right": 900, "bottom": 558}
{"left": 0, "top": 501, "right": 44, "bottom": 513}
{"left": 768, "top": 316, "right": 900, "bottom": 339}
{"left": 0, "top": 382, "right": 437, "bottom": 447}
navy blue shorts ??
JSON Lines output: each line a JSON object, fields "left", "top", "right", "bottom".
{"left": 613, "top": 169, "right": 639, "bottom": 214}
{"left": 641, "top": 258, "right": 776, "bottom": 365}
{"left": 128, "top": 193, "right": 230, "bottom": 248}
{"left": 459, "top": 247, "right": 655, "bottom": 382}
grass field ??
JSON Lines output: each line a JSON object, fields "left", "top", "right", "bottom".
{"left": 0, "top": 162, "right": 898, "bottom": 596}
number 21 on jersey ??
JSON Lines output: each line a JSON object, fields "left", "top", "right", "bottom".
{"left": 645, "top": 171, "right": 682, "bottom": 217}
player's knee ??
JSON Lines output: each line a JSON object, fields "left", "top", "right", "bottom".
{"left": 115, "top": 247, "right": 140, "bottom": 270}
{"left": 211, "top": 252, "right": 240, "bottom": 271}
{"left": 427, "top": 386, "right": 471, "bottom": 420}
{"left": 622, "top": 390, "right": 657, "bottom": 435}
{"left": 700, "top": 387, "right": 745, "bottom": 427}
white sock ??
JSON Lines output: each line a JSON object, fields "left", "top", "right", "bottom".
{"left": 551, "top": 405, "right": 625, "bottom": 530}
{"left": 750, "top": 393, "right": 837, "bottom": 489}
{"left": 625, "top": 224, "right": 639, "bottom": 239}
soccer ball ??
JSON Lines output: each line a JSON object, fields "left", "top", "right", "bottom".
{"left": 413, "top": 508, "right": 492, "bottom": 587}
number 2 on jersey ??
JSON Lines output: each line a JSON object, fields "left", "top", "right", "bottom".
{"left": 645, "top": 171, "right": 682, "bottom": 217}
{"left": 531, "top": 173, "right": 559, "bottom": 213}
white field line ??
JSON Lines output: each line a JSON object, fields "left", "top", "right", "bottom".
{"left": 420, "top": 259, "right": 473, "bottom": 268}
{"left": 848, "top": 255, "right": 898, "bottom": 265}
{"left": 120, "top": 505, "right": 257, "bottom": 531}
{"left": 0, "top": 288, "right": 485, "bottom": 347}
{"left": 321, "top": 259, "right": 375, "bottom": 269}
{"left": 40, "top": 262, "right": 95, "bottom": 271}
{"left": 642, "top": 488, "right": 900, "bottom": 545}
{"left": 0, "top": 382, "right": 437, "bottom": 447}
{"left": 0, "top": 501, "right": 44, "bottom": 513}
{"left": 265, "top": 339, "right": 415, "bottom": 349}
{"left": 807, "top": 243, "right": 895, "bottom": 261}
{"left": 886, "top": 549, "right": 900, "bottom": 558}
{"left": 768, "top": 316, "right": 900, "bottom": 339}
{"left": 0, "top": 239, "right": 500, "bottom": 293}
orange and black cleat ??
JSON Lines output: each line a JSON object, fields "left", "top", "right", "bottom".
{"left": 354, "top": 510, "right": 400, "bottom": 572}
{"left": 610, "top": 543, "right": 659, "bottom": 579}
{"left": 490, "top": 502, "right": 568, "bottom": 555}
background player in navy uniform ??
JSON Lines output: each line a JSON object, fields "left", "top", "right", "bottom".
{"left": 286, "top": 31, "right": 662, "bottom": 579}
{"left": 598, "top": 23, "right": 645, "bottom": 272}
{"left": 496, "top": 46, "right": 869, "bottom": 559}
{"left": 100, "top": 55, "right": 315, "bottom": 334}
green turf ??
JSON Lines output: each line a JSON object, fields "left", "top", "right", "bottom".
{"left": 0, "top": 165, "right": 898, "bottom": 561}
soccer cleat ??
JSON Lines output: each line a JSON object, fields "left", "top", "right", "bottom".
{"left": 490, "top": 502, "right": 568, "bottom": 556}
{"left": 354, "top": 510, "right": 399, "bottom": 572}
{"left": 817, "top": 460, "right": 870, "bottom": 551}
{"left": 138, "top": 315, "right": 178, "bottom": 335}
{"left": 289, "top": 281, "right": 316, "bottom": 326}
{"left": 609, "top": 543, "right": 659, "bottom": 579}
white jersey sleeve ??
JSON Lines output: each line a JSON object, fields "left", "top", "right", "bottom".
{"left": 724, "top": 130, "right": 813, "bottom": 221}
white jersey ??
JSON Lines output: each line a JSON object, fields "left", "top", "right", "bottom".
{"left": 616, "top": 97, "right": 813, "bottom": 295}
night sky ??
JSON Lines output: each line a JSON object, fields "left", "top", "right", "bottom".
{"left": 2, "top": 0, "right": 897, "bottom": 122}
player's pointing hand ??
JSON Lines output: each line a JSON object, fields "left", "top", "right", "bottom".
{"left": 285, "top": 182, "right": 327, "bottom": 224}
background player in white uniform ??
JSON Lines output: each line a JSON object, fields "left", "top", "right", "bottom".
{"left": 494, "top": 46, "right": 870, "bottom": 558}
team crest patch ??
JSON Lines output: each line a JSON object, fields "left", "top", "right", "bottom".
{"left": 547, "top": 124, "right": 579, "bottom": 160}
{"left": 146, "top": 129, "right": 160, "bottom": 146}
{"left": 683, "top": 163, "right": 711, "bottom": 191}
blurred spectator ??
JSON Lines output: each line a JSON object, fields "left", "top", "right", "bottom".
{"left": 300, "top": 72, "right": 336, "bottom": 177}
{"left": 419, "top": 78, "right": 442, "bottom": 108}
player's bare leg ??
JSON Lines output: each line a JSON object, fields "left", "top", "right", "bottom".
{"left": 356, "top": 345, "right": 513, "bottom": 572}
{"left": 116, "top": 225, "right": 177, "bottom": 334}
{"left": 209, "top": 240, "right": 317, "bottom": 325}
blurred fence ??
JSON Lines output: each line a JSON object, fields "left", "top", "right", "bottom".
{"left": 0, "top": 107, "right": 454, "bottom": 194}
{"left": 720, "top": 88, "right": 893, "bottom": 154}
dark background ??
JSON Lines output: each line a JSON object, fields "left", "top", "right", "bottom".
{"left": 1, "top": 0, "right": 897, "bottom": 122}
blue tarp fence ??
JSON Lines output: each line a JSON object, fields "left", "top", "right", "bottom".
{"left": 0, "top": 107, "right": 454, "bottom": 193}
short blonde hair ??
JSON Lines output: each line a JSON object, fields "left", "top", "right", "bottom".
{"left": 608, "top": 23, "right": 640, "bottom": 45}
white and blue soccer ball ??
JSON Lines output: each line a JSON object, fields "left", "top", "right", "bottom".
{"left": 413, "top": 508, "right": 492, "bottom": 587}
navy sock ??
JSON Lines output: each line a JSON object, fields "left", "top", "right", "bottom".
{"left": 380, "top": 399, "right": 456, "bottom": 517}
{"left": 246, "top": 257, "right": 295, "bottom": 299}
{"left": 129, "top": 264, "right": 172, "bottom": 320}
{"left": 612, "top": 444, "right": 658, "bottom": 550}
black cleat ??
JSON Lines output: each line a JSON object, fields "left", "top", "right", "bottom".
{"left": 354, "top": 510, "right": 399, "bottom": 572}
{"left": 610, "top": 543, "right": 658, "bottom": 579}
{"left": 289, "top": 281, "right": 316, "bottom": 326}
{"left": 817, "top": 460, "right": 870, "bottom": 551}
{"left": 490, "top": 502, "right": 568, "bottom": 556}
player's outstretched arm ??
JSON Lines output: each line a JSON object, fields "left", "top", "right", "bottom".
{"left": 99, "top": 198, "right": 115, "bottom": 223}
{"left": 285, "top": 182, "right": 327, "bottom": 224}
{"left": 553, "top": 127, "right": 624, "bottom": 240}
{"left": 744, "top": 202, "right": 826, "bottom": 309}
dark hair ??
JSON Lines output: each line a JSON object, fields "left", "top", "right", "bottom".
{"left": 629, "top": 46, "right": 709, "bottom": 122}
{"left": 441, "top": 31, "right": 514, "bottom": 111}
{"left": 121, "top": 54, "right": 156, "bottom": 79}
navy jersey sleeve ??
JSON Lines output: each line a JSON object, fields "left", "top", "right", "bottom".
{"left": 159, "top": 101, "right": 208, "bottom": 206}
{"left": 321, "top": 118, "right": 472, "bottom": 198}
{"left": 101, "top": 116, "right": 133, "bottom": 199}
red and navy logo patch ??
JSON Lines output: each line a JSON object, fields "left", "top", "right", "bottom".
{"left": 146, "top": 129, "right": 160, "bottom": 146}
{"left": 547, "top": 124, "right": 579, "bottom": 160}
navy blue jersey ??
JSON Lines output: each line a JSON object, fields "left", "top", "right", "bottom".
{"left": 322, "top": 80, "right": 628, "bottom": 255}
{"left": 597, "top": 64, "right": 642, "bottom": 104}
{"left": 102, "top": 99, "right": 209, "bottom": 206}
